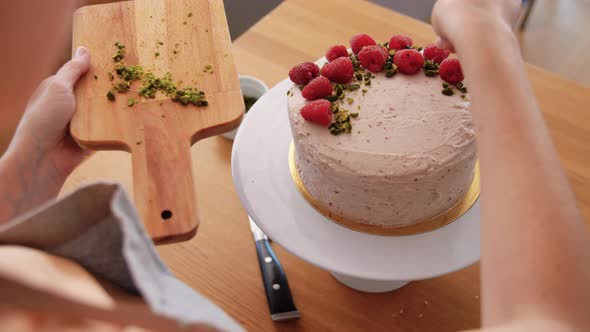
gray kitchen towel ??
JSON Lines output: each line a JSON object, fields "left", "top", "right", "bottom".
{"left": 0, "top": 182, "right": 244, "bottom": 332}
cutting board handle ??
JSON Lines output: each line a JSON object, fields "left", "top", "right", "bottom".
{"left": 131, "top": 126, "right": 198, "bottom": 243}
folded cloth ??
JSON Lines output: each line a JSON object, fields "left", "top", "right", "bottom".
{"left": 0, "top": 182, "right": 244, "bottom": 332}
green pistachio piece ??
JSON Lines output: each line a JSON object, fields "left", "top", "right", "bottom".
{"left": 442, "top": 88, "right": 454, "bottom": 96}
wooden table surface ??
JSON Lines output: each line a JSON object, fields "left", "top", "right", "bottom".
{"left": 62, "top": 0, "right": 590, "bottom": 331}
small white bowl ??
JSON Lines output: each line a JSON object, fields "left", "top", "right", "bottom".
{"left": 222, "top": 75, "right": 269, "bottom": 140}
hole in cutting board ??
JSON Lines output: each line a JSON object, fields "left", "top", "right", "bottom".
{"left": 161, "top": 210, "right": 173, "bottom": 220}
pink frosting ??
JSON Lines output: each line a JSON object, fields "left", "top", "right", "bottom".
{"left": 288, "top": 71, "right": 476, "bottom": 227}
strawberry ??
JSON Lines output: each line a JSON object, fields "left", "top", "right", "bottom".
{"left": 393, "top": 49, "right": 424, "bottom": 75}
{"left": 358, "top": 45, "right": 387, "bottom": 73}
{"left": 302, "top": 76, "right": 333, "bottom": 100}
{"left": 289, "top": 62, "right": 320, "bottom": 86}
{"left": 300, "top": 100, "right": 333, "bottom": 127}
{"left": 350, "top": 33, "right": 376, "bottom": 55}
{"left": 321, "top": 57, "right": 354, "bottom": 84}
{"left": 326, "top": 45, "right": 349, "bottom": 62}
{"left": 439, "top": 58, "right": 464, "bottom": 84}
{"left": 423, "top": 44, "right": 451, "bottom": 64}
{"left": 389, "top": 34, "right": 413, "bottom": 51}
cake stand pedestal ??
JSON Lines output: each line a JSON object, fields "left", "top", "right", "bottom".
{"left": 232, "top": 78, "right": 481, "bottom": 293}
{"left": 330, "top": 272, "right": 409, "bottom": 293}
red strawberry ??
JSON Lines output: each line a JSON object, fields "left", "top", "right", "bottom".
{"left": 289, "top": 62, "right": 320, "bottom": 85}
{"left": 393, "top": 49, "right": 424, "bottom": 75}
{"left": 300, "top": 100, "right": 333, "bottom": 127}
{"left": 350, "top": 33, "right": 376, "bottom": 55}
{"left": 321, "top": 57, "right": 354, "bottom": 84}
{"left": 389, "top": 34, "right": 413, "bottom": 51}
{"left": 376, "top": 45, "right": 389, "bottom": 59}
{"left": 439, "top": 58, "right": 464, "bottom": 84}
{"left": 302, "top": 76, "right": 333, "bottom": 100}
{"left": 358, "top": 45, "right": 387, "bottom": 73}
{"left": 423, "top": 44, "right": 451, "bottom": 64}
{"left": 326, "top": 45, "right": 349, "bottom": 62}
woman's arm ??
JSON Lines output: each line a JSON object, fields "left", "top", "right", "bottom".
{"left": 432, "top": 0, "right": 590, "bottom": 330}
{"left": 0, "top": 48, "right": 90, "bottom": 223}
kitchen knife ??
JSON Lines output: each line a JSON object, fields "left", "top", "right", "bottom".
{"left": 249, "top": 217, "right": 301, "bottom": 321}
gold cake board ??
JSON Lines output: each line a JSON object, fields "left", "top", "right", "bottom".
{"left": 289, "top": 142, "right": 480, "bottom": 236}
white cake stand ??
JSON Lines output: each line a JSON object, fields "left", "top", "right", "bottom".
{"left": 231, "top": 79, "right": 481, "bottom": 293}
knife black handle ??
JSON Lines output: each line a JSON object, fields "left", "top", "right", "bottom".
{"left": 254, "top": 239, "right": 300, "bottom": 321}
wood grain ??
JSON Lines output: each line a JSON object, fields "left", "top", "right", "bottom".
{"left": 61, "top": 0, "right": 590, "bottom": 331}
{"left": 71, "top": 0, "right": 244, "bottom": 243}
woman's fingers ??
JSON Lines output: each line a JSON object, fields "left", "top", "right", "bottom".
{"left": 435, "top": 37, "right": 455, "bottom": 53}
{"left": 55, "top": 47, "right": 90, "bottom": 89}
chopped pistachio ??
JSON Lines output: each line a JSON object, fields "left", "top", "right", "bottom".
{"left": 112, "top": 42, "right": 126, "bottom": 62}
{"left": 328, "top": 105, "right": 355, "bottom": 135}
{"left": 384, "top": 62, "right": 393, "bottom": 70}
{"left": 334, "top": 85, "right": 344, "bottom": 96}
{"left": 424, "top": 70, "right": 438, "bottom": 77}
{"left": 113, "top": 81, "right": 131, "bottom": 92}
{"left": 115, "top": 63, "right": 143, "bottom": 81}
{"left": 364, "top": 80, "right": 371, "bottom": 86}
{"left": 107, "top": 45, "right": 207, "bottom": 107}
{"left": 204, "top": 64, "right": 213, "bottom": 70}
{"left": 346, "top": 97, "right": 354, "bottom": 104}
{"left": 108, "top": 72, "right": 114, "bottom": 81}
{"left": 355, "top": 73, "right": 363, "bottom": 80}
{"left": 363, "top": 72, "right": 372, "bottom": 81}
{"left": 389, "top": 49, "right": 396, "bottom": 56}
{"left": 157, "top": 41, "right": 164, "bottom": 46}
{"left": 188, "top": 12, "right": 193, "bottom": 18}
{"left": 350, "top": 112, "right": 359, "bottom": 118}
{"left": 423, "top": 60, "right": 438, "bottom": 71}
{"left": 385, "top": 68, "right": 398, "bottom": 78}
{"left": 183, "top": 21, "right": 188, "bottom": 25}
{"left": 442, "top": 82, "right": 449, "bottom": 88}
{"left": 442, "top": 88, "right": 454, "bottom": 96}
{"left": 155, "top": 52, "right": 160, "bottom": 57}
{"left": 350, "top": 55, "right": 360, "bottom": 68}
{"left": 326, "top": 95, "right": 338, "bottom": 102}
{"left": 348, "top": 84, "right": 360, "bottom": 91}
{"left": 361, "top": 89, "right": 368, "bottom": 93}
{"left": 461, "top": 94, "right": 466, "bottom": 99}
{"left": 460, "top": 86, "right": 468, "bottom": 93}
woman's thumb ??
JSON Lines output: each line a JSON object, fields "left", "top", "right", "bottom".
{"left": 55, "top": 46, "right": 91, "bottom": 89}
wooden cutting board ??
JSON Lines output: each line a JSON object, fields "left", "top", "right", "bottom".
{"left": 71, "top": 0, "right": 243, "bottom": 243}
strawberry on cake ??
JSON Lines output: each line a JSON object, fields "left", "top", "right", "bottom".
{"left": 287, "top": 33, "right": 476, "bottom": 228}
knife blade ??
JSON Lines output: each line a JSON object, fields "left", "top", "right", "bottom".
{"left": 249, "top": 217, "right": 301, "bottom": 321}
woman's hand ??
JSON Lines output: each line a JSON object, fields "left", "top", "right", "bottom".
{"left": 431, "top": 0, "right": 521, "bottom": 52}
{"left": 0, "top": 47, "right": 90, "bottom": 223}
{"left": 11, "top": 46, "right": 91, "bottom": 178}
